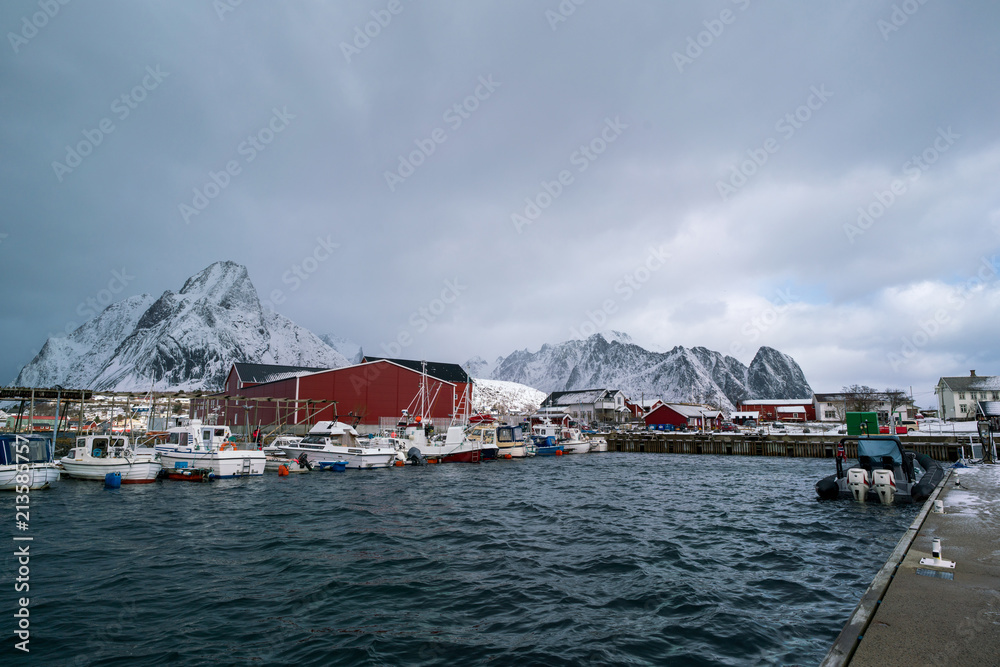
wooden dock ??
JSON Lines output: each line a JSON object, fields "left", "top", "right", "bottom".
{"left": 605, "top": 432, "right": 970, "bottom": 462}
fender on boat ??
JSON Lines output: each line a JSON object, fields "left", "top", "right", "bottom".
{"left": 908, "top": 451, "right": 944, "bottom": 502}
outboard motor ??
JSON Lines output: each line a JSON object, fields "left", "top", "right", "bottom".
{"left": 296, "top": 453, "right": 313, "bottom": 471}
{"left": 407, "top": 447, "right": 427, "bottom": 466}
{"left": 872, "top": 469, "right": 896, "bottom": 504}
{"left": 847, "top": 468, "right": 871, "bottom": 502}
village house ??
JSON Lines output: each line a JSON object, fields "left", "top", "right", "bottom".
{"left": 539, "top": 389, "right": 628, "bottom": 425}
{"left": 644, "top": 403, "right": 722, "bottom": 430}
{"left": 936, "top": 371, "right": 1000, "bottom": 421}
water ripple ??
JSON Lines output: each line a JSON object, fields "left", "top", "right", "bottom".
{"left": 2, "top": 454, "right": 916, "bottom": 666}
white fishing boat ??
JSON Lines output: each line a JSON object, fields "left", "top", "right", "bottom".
{"left": 278, "top": 421, "right": 397, "bottom": 470}
{"left": 0, "top": 435, "right": 60, "bottom": 490}
{"left": 386, "top": 417, "right": 490, "bottom": 463}
{"left": 155, "top": 420, "right": 265, "bottom": 478}
{"left": 60, "top": 434, "right": 161, "bottom": 483}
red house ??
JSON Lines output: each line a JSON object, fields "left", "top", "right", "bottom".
{"left": 644, "top": 403, "right": 722, "bottom": 430}
{"left": 738, "top": 399, "right": 815, "bottom": 422}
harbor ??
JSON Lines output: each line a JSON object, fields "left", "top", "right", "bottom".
{"left": 606, "top": 431, "right": 971, "bottom": 462}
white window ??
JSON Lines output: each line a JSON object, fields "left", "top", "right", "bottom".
{"left": 960, "top": 404, "right": 968, "bottom": 413}
{"left": 958, "top": 392, "right": 965, "bottom": 399}
{"left": 824, "top": 410, "right": 837, "bottom": 419}
{"left": 993, "top": 392, "right": 999, "bottom": 400}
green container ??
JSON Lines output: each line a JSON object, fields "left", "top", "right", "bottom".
{"left": 846, "top": 412, "right": 879, "bottom": 436}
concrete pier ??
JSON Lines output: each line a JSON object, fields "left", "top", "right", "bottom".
{"left": 821, "top": 463, "right": 1000, "bottom": 665}
{"left": 606, "top": 432, "right": 969, "bottom": 462}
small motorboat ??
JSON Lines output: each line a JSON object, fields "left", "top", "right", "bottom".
{"left": 60, "top": 434, "right": 162, "bottom": 484}
{"left": 531, "top": 435, "right": 564, "bottom": 456}
{"left": 278, "top": 421, "right": 397, "bottom": 469}
{"left": 263, "top": 436, "right": 310, "bottom": 473}
{"left": 155, "top": 420, "right": 266, "bottom": 478}
{"left": 0, "top": 434, "right": 60, "bottom": 490}
{"left": 815, "top": 436, "right": 945, "bottom": 504}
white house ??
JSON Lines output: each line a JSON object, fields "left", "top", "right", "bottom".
{"left": 812, "top": 393, "right": 914, "bottom": 423}
{"left": 539, "top": 389, "right": 627, "bottom": 424}
{"left": 936, "top": 371, "right": 1000, "bottom": 421}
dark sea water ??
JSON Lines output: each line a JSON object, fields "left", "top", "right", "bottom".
{"left": 3, "top": 454, "right": 918, "bottom": 666}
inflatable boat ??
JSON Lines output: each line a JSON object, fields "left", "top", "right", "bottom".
{"left": 815, "top": 436, "right": 945, "bottom": 504}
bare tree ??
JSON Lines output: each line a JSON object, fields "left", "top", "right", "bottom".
{"left": 841, "top": 384, "right": 882, "bottom": 412}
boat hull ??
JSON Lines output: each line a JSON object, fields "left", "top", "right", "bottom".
{"left": 0, "top": 464, "right": 61, "bottom": 490}
{"left": 411, "top": 442, "right": 489, "bottom": 463}
{"left": 158, "top": 449, "right": 266, "bottom": 477}
{"left": 60, "top": 458, "right": 162, "bottom": 483}
{"left": 498, "top": 444, "right": 529, "bottom": 458}
{"left": 279, "top": 445, "right": 396, "bottom": 470}
{"left": 562, "top": 441, "right": 591, "bottom": 454}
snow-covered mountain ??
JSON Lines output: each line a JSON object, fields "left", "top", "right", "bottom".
{"left": 14, "top": 261, "right": 349, "bottom": 391}
{"left": 485, "top": 334, "right": 811, "bottom": 411}
{"left": 472, "top": 379, "right": 546, "bottom": 414}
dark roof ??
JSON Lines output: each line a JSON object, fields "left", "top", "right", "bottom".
{"left": 938, "top": 375, "right": 1000, "bottom": 392}
{"left": 233, "top": 362, "right": 327, "bottom": 385}
{"left": 814, "top": 393, "right": 847, "bottom": 402}
{"left": 362, "top": 357, "right": 470, "bottom": 384}
{"left": 541, "top": 389, "right": 611, "bottom": 407}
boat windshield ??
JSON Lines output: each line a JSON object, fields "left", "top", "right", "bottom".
{"left": 0, "top": 437, "right": 53, "bottom": 465}
{"left": 301, "top": 435, "right": 328, "bottom": 444}
{"left": 857, "top": 438, "right": 903, "bottom": 465}
{"left": 166, "top": 432, "right": 190, "bottom": 446}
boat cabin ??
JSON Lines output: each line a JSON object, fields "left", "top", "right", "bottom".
{"left": 164, "top": 420, "right": 233, "bottom": 451}
{"left": 69, "top": 435, "right": 130, "bottom": 460}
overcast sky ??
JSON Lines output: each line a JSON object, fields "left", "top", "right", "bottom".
{"left": 2, "top": 1, "right": 999, "bottom": 408}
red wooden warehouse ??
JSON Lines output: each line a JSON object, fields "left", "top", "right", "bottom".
{"left": 202, "top": 358, "right": 472, "bottom": 430}
{"left": 738, "top": 399, "right": 815, "bottom": 422}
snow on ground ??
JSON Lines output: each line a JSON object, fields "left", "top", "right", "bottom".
{"left": 472, "top": 379, "right": 546, "bottom": 415}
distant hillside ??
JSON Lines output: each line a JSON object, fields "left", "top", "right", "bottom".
{"left": 480, "top": 334, "right": 811, "bottom": 411}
